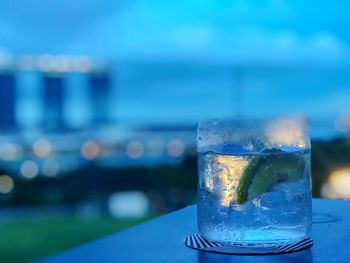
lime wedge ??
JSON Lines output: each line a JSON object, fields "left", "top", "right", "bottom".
{"left": 236, "top": 156, "right": 266, "bottom": 204}
{"left": 236, "top": 153, "right": 305, "bottom": 204}
{"left": 247, "top": 163, "right": 277, "bottom": 201}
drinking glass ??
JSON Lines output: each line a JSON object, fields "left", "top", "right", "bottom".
{"left": 197, "top": 117, "right": 312, "bottom": 245}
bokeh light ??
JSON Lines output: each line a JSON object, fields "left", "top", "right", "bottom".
{"left": 54, "top": 55, "right": 70, "bottom": 72}
{"left": 266, "top": 117, "right": 308, "bottom": 148}
{"left": 21, "top": 160, "right": 39, "bottom": 179}
{"left": 108, "top": 191, "right": 149, "bottom": 218}
{"left": 37, "top": 54, "right": 54, "bottom": 72}
{"left": 327, "top": 168, "right": 350, "bottom": 199}
{"left": 72, "top": 56, "right": 94, "bottom": 73}
{"left": 0, "top": 143, "right": 22, "bottom": 161}
{"left": 208, "top": 155, "right": 249, "bottom": 207}
{"left": 42, "top": 159, "right": 60, "bottom": 177}
{"left": 81, "top": 141, "right": 99, "bottom": 160}
{"left": 0, "top": 175, "right": 14, "bottom": 194}
{"left": 35, "top": 54, "right": 95, "bottom": 73}
{"left": 166, "top": 139, "right": 185, "bottom": 158}
{"left": 32, "top": 139, "right": 52, "bottom": 158}
{"left": 126, "top": 141, "right": 144, "bottom": 159}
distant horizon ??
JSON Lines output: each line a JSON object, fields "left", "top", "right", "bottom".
{"left": 1, "top": 61, "right": 346, "bottom": 140}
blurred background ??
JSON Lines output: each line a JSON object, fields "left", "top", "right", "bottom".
{"left": 1, "top": 1, "right": 350, "bottom": 262}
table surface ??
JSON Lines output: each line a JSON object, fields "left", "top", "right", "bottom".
{"left": 41, "top": 198, "right": 350, "bottom": 263}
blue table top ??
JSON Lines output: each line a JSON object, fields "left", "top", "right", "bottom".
{"left": 41, "top": 198, "right": 350, "bottom": 263}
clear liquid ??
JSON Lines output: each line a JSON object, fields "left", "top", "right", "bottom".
{"left": 197, "top": 147, "right": 312, "bottom": 244}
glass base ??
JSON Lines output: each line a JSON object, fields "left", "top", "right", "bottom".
{"left": 185, "top": 234, "right": 313, "bottom": 254}
{"left": 199, "top": 227, "right": 310, "bottom": 246}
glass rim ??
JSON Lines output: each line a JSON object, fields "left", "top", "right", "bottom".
{"left": 197, "top": 116, "right": 310, "bottom": 152}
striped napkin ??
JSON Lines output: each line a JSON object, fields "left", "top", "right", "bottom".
{"left": 184, "top": 234, "right": 313, "bottom": 254}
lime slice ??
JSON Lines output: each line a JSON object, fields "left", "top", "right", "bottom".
{"left": 247, "top": 163, "right": 277, "bottom": 201}
{"left": 236, "top": 156, "right": 266, "bottom": 204}
{"left": 236, "top": 153, "right": 305, "bottom": 204}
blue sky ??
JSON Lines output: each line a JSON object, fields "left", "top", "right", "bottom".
{"left": 0, "top": 0, "right": 350, "bottom": 64}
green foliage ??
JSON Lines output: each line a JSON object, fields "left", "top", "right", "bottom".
{"left": 2, "top": 156, "right": 198, "bottom": 209}
{"left": 0, "top": 215, "right": 157, "bottom": 263}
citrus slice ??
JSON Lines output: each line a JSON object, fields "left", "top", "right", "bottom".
{"left": 236, "top": 153, "right": 305, "bottom": 204}
{"left": 236, "top": 156, "right": 266, "bottom": 204}
{"left": 247, "top": 163, "right": 277, "bottom": 201}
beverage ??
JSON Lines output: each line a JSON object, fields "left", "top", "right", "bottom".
{"left": 197, "top": 145, "right": 312, "bottom": 244}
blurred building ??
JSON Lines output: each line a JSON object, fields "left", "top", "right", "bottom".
{"left": 42, "top": 73, "right": 65, "bottom": 130}
{"left": 89, "top": 70, "right": 111, "bottom": 125}
{"left": 0, "top": 71, "right": 17, "bottom": 129}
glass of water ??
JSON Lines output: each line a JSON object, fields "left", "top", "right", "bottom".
{"left": 197, "top": 117, "right": 312, "bottom": 245}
